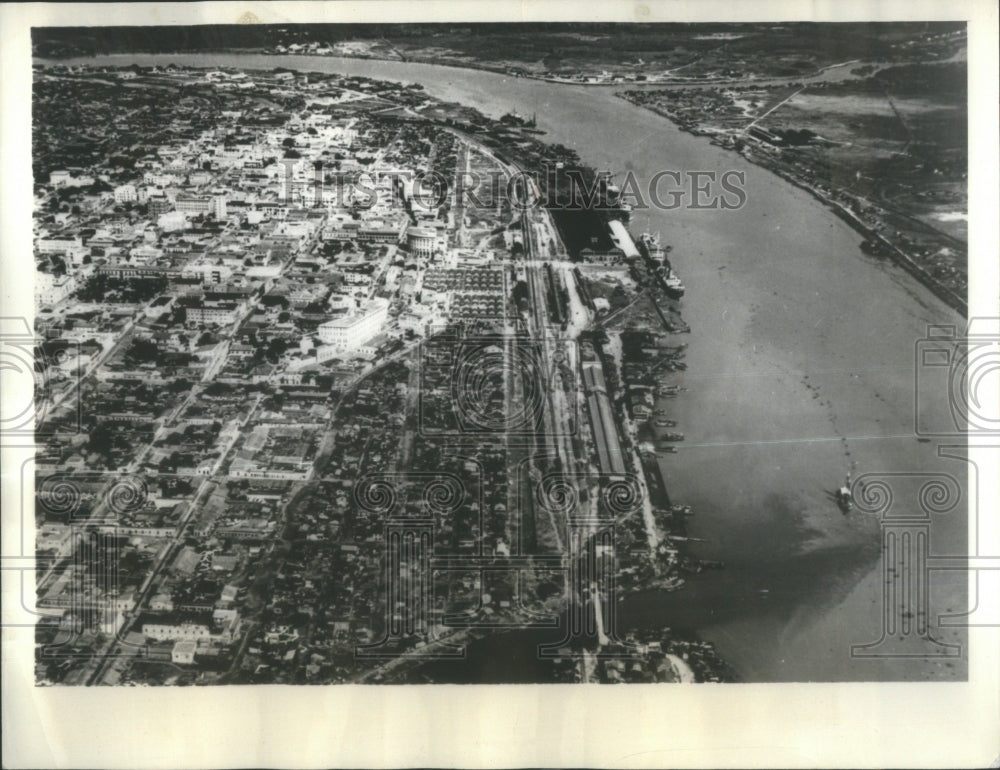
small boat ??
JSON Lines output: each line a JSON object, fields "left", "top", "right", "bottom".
{"left": 663, "top": 271, "right": 685, "bottom": 297}
{"left": 638, "top": 231, "right": 670, "bottom": 266}
{"left": 836, "top": 485, "right": 854, "bottom": 514}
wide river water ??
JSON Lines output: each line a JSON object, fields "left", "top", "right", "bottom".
{"left": 40, "top": 53, "right": 969, "bottom": 681}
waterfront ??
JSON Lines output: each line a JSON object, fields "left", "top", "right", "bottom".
{"left": 40, "top": 52, "right": 968, "bottom": 681}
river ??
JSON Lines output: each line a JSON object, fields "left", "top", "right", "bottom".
{"left": 38, "top": 52, "right": 969, "bottom": 682}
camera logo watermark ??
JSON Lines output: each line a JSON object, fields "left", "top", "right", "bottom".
{"left": 847, "top": 318, "right": 1000, "bottom": 660}
{"left": 914, "top": 318, "right": 1000, "bottom": 436}
{"left": 418, "top": 327, "right": 579, "bottom": 440}
{"left": 850, "top": 471, "right": 964, "bottom": 659}
{"left": 0, "top": 316, "right": 83, "bottom": 443}
{"left": 352, "top": 461, "right": 646, "bottom": 663}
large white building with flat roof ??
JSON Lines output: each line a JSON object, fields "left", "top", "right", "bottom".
{"left": 317, "top": 299, "right": 389, "bottom": 350}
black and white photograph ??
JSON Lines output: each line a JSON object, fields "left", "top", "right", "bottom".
{"left": 2, "top": 1, "right": 998, "bottom": 767}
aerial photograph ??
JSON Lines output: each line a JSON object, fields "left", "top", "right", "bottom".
{"left": 25, "top": 21, "right": 971, "bottom": 686}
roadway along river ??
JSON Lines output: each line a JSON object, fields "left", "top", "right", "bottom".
{"left": 42, "top": 53, "right": 968, "bottom": 681}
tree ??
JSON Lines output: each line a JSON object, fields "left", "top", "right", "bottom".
{"left": 87, "top": 178, "right": 113, "bottom": 194}
{"left": 124, "top": 338, "right": 159, "bottom": 365}
{"left": 88, "top": 422, "right": 129, "bottom": 458}
{"left": 265, "top": 337, "right": 290, "bottom": 364}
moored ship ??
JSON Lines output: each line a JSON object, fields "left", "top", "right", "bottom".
{"left": 639, "top": 231, "right": 685, "bottom": 297}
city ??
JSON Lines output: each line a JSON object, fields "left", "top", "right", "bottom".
{"left": 31, "top": 62, "right": 728, "bottom": 684}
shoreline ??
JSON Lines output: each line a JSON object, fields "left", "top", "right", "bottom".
{"left": 615, "top": 95, "right": 968, "bottom": 317}
{"left": 35, "top": 46, "right": 894, "bottom": 89}
{"left": 32, "top": 52, "right": 968, "bottom": 682}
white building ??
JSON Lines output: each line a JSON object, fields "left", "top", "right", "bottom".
{"left": 185, "top": 298, "right": 244, "bottom": 326}
{"left": 317, "top": 298, "right": 389, "bottom": 350}
{"left": 181, "top": 263, "right": 234, "bottom": 285}
{"left": 36, "top": 236, "right": 83, "bottom": 254}
{"left": 114, "top": 184, "right": 138, "bottom": 203}
{"left": 406, "top": 225, "right": 439, "bottom": 258}
{"left": 171, "top": 639, "right": 197, "bottom": 664}
{"left": 158, "top": 211, "right": 188, "bottom": 233}
{"left": 143, "top": 171, "right": 179, "bottom": 187}
{"left": 175, "top": 194, "right": 214, "bottom": 214}
{"left": 142, "top": 618, "right": 212, "bottom": 642}
{"left": 35, "top": 270, "right": 76, "bottom": 308}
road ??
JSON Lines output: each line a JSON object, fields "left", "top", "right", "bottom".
{"left": 744, "top": 86, "right": 806, "bottom": 132}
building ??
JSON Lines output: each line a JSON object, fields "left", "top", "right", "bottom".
{"left": 582, "top": 360, "right": 627, "bottom": 477}
{"left": 35, "top": 270, "right": 76, "bottom": 308}
{"left": 175, "top": 194, "right": 213, "bottom": 214}
{"left": 358, "top": 219, "right": 404, "bottom": 245}
{"left": 37, "top": 236, "right": 83, "bottom": 254}
{"left": 181, "top": 263, "right": 234, "bottom": 285}
{"left": 228, "top": 467, "right": 311, "bottom": 481}
{"left": 143, "top": 171, "right": 179, "bottom": 187}
{"left": 185, "top": 299, "right": 244, "bottom": 326}
{"left": 114, "top": 184, "right": 138, "bottom": 203}
{"left": 97, "top": 264, "right": 183, "bottom": 280}
{"left": 171, "top": 639, "right": 197, "bottom": 664}
{"left": 158, "top": 211, "right": 188, "bottom": 233}
{"left": 141, "top": 614, "right": 212, "bottom": 642}
{"left": 406, "top": 225, "right": 441, "bottom": 258}
{"left": 317, "top": 299, "right": 389, "bottom": 350}
{"left": 314, "top": 343, "right": 345, "bottom": 365}
{"left": 147, "top": 195, "right": 173, "bottom": 217}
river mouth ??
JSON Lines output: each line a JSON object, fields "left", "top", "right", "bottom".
{"left": 35, "top": 52, "right": 969, "bottom": 682}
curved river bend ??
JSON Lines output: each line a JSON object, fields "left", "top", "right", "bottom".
{"left": 41, "top": 53, "right": 968, "bottom": 681}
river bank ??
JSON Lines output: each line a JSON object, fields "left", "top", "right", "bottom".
{"left": 37, "top": 53, "right": 968, "bottom": 682}
{"left": 618, "top": 96, "right": 968, "bottom": 315}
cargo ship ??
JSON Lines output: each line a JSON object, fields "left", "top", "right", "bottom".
{"left": 638, "top": 231, "right": 685, "bottom": 297}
